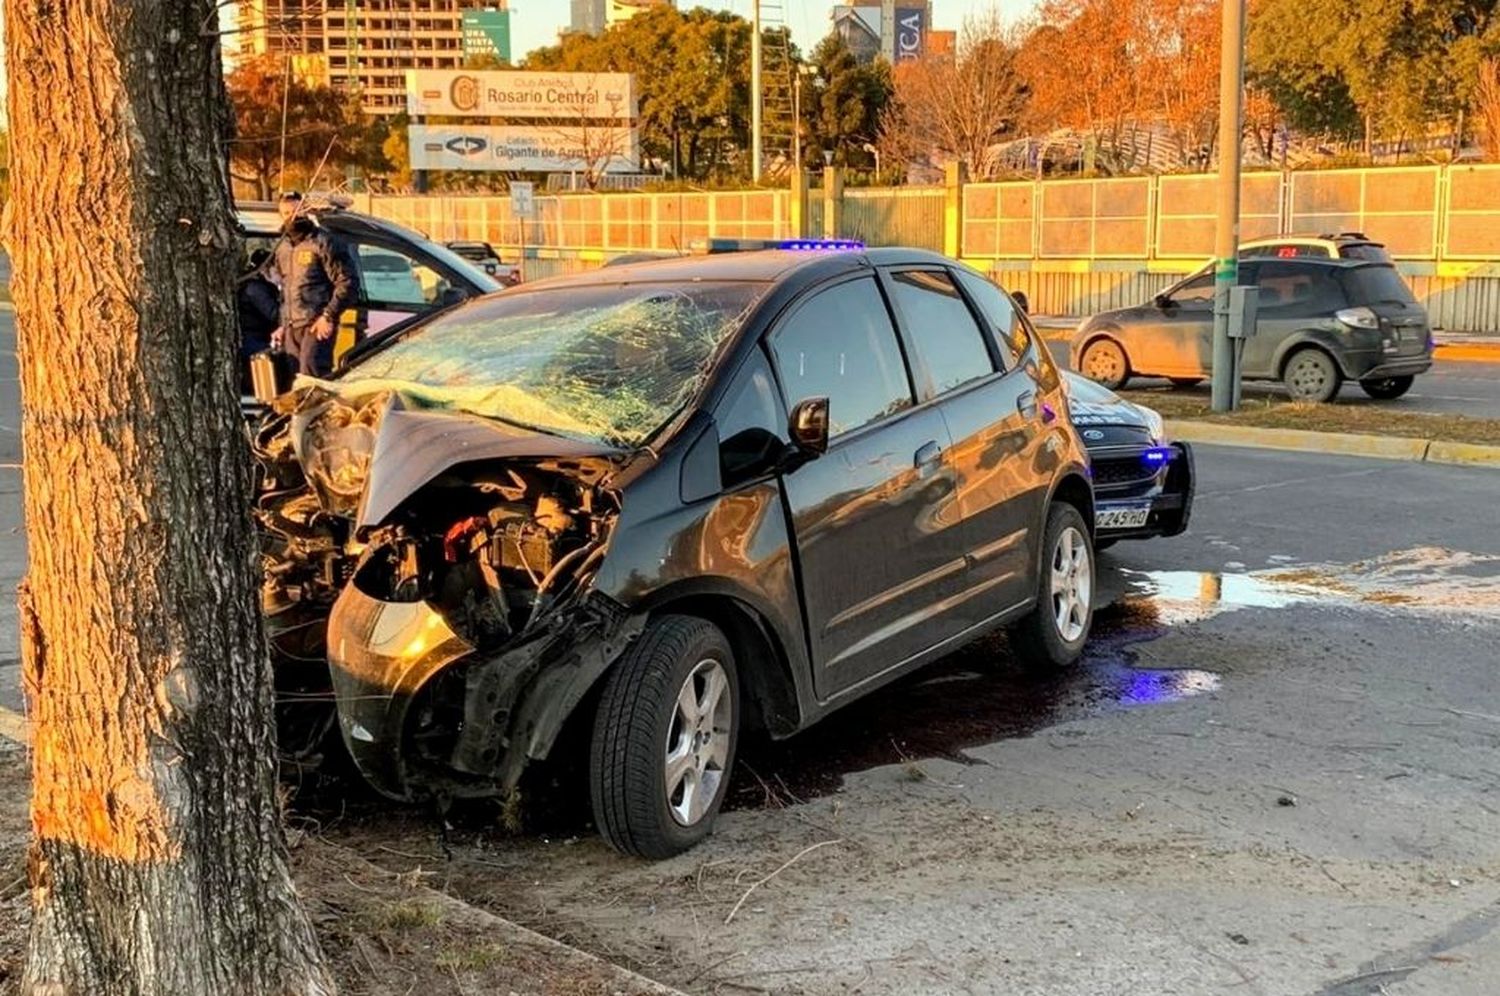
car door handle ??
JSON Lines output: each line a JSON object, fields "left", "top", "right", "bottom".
{"left": 1017, "top": 390, "right": 1038, "bottom": 417}
{"left": 914, "top": 440, "right": 943, "bottom": 475}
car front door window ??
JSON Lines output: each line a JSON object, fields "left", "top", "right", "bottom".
{"left": 1169, "top": 272, "right": 1215, "bottom": 311}
{"left": 769, "top": 276, "right": 913, "bottom": 437}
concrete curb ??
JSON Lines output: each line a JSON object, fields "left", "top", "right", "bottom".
{"left": 1435, "top": 342, "right": 1500, "bottom": 363}
{"left": 1168, "top": 419, "right": 1500, "bottom": 469}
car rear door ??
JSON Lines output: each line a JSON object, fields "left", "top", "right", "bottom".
{"left": 1240, "top": 261, "right": 1345, "bottom": 377}
{"left": 769, "top": 274, "right": 968, "bottom": 701}
{"left": 897, "top": 266, "right": 1046, "bottom": 625}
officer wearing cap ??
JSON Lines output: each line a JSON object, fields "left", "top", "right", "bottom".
{"left": 270, "top": 191, "right": 357, "bottom": 377}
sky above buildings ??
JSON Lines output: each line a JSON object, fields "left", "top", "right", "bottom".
{"left": 509, "top": 1, "right": 1037, "bottom": 61}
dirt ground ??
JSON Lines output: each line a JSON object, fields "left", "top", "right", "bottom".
{"left": 0, "top": 744, "right": 676, "bottom": 996}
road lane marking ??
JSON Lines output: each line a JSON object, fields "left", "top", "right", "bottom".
{"left": 1199, "top": 466, "right": 1388, "bottom": 498}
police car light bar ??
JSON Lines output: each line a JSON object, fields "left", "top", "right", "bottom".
{"left": 778, "top": 239, "right": 866, "bottom": 251}
{"left": 689, "top": 237, "right": 866, "bottom": 254}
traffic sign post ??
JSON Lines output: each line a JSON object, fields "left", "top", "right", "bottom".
{"left": 510, "top": 181, "right": 534, "bottom": 281}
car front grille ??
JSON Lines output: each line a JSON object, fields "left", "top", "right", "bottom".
{"left": 1089, "top": 447, "right": 1164, "bottom": 497}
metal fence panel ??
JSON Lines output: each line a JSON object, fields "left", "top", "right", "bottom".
{"left": 1155, "top": 173, "right": 1282, "bottom": 258}
{"left": 1038, "top": 178, "right": 1149, "bottom": 258}
{"left": 842, "top": 187, "right": 945, "bottom": 249}
{"left": 962, "top": 182, "right": 1035, "bottom": 258}
{"left": 1443, "top": 165, "right": 1500, "bottom": 259}
{"left": 1289, "top": 167, "right": 1439, "bottom": 258}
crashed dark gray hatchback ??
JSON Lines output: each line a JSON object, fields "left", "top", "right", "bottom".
{"left": 255, "top": 248, "right": 1095, "bottom": 858}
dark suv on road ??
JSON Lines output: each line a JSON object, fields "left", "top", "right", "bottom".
{"left": 255, "top": 246, "right": 1095, "bottom": 858}
{"left": 1072, "top": 257, "right": 1433, "bottom": 403}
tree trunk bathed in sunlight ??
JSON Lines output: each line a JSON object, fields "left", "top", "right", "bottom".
{"left": 4, "top": 0, "right": 332, "bottom": 993}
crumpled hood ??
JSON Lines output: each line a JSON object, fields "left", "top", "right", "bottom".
{"left": 282, "top": 385, "right": 620, "bottom": 529}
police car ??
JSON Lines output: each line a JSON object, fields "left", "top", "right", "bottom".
{"left": 1064, "top": 372, "right": 1194, "bottom": 547}
{"left": 238, "top": 197, "right": 500, "bottom": 402}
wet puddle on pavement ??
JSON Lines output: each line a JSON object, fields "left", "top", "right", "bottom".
{"left": 725, "top": 599, "right": 1218, "bottom": 810}
{"left": 728, "top": 546, "right": 1500, "bottom": 810}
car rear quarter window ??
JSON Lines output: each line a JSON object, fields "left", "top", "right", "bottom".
{"left": 952, "top": 269, "right": 1030, "bottom": 369}
{"left": 887, "top": 269, "right": 996, "bottom": 396}
{"left": 1338, "top": 243, "right": 1392, "bottom": 263}
{"left": 770, "top": 277, "right": 913, "bottom": 438}
{"left": 1252, "top": 261, "right": 1347, "bottom": 314}
{"left": 1340, "top": 265, "right": 1417, "bottom": 305}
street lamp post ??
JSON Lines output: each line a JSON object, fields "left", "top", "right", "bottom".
{"left": 1210, "top": 0, "right": 1247, "bottom": 413}
{"left": 751, "top": 0, "right": 763, "bottom": 182}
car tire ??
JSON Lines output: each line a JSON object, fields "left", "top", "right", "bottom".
{"left": 1079, "top": 338, "right": 1131, "bottom": 390}
{"left": 1168, "top": 378, "right": 1203, "bottom": 389}
{"left": 1009, "top": 503, "right": 1094, "bottom": 671}
{"left": 1359, "top": 375, "right": 1414, "bottom": 401}
{"left": 1283, "top": 348, "right": 1342, "bottom": 403}
{"left": 590, "top": 615, "right": 739, "bottom": 859}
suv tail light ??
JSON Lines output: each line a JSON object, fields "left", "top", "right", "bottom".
{"left": 1335, "top": 306, "right": 1380, "bottom": 330}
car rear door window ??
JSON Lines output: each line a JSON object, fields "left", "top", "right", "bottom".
{"left": 887, "top": 269, "right": 995, "bottom": 396}
{"left": 770, "top": 277, "right": 913, "bottom": 438}
{"left": 952, "top": 269, "right": 1030, "bottom": 369}
{"left": 1254, "top": 262, "right": 1346, "bottom": 314}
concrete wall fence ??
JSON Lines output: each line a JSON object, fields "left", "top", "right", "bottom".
{"left": 357, "top": 163, "right": 1500, "bottom": 333}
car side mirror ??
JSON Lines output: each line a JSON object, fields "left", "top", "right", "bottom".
{"left": 1154, "top": 293, "right": 1174, "bottom": 309}
{"left": 788, "top": 397, "right": 830, "bottom": 457}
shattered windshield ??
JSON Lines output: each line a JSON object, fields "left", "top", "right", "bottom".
{"left": 339, "top": 280, "right": 768, "bottom": 447}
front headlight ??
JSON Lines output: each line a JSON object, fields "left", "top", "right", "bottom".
{"left": 1138, "top": 404, "right": 1166, "bottom": 443}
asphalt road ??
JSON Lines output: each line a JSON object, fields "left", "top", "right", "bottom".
{"left": 1045, "top": 338, "right": 1500, "bottom": 418}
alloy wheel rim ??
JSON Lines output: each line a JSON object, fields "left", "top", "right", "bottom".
{"left": 1050, "top": 526, "right": 1092, "bottom": 643}
{"left": 664, "top": 657, "right": 732, "bottom": 827}
{"left": 1085, "top": 347, "right": 1121, "bottom": 382}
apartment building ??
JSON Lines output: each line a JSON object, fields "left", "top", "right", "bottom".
{"left": 238, "top": 0, "right": 504, "bottom": 115}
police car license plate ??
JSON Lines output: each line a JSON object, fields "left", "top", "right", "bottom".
{"left": 1096, "top": 503, "right": 1152, "bottom": 530}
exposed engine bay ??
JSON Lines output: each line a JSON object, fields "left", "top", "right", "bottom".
{"left": 253, "top": 386, "right": 638, "bottom": 800}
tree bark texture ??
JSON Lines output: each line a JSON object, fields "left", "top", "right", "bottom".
{"left": 4, "top": 1, "right": 333, "bottom": 993}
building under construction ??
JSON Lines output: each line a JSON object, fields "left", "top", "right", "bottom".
{"left": 237, "top": 0, "right": 509, "bottom": 115}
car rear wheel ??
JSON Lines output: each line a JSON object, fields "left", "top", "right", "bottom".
{"left": 590, "top": 615, "right": 739, "bottom": 859}
{"left": 1079, "top": 338, "right": 1130, "bottom": 390}
{"left": 1010, "top": 503, "right": 1094, "bottom": 670}
{"left": 1283, "top": 348, "right": 1342, "bottom": 403}
{"left": 1359, "top": 375, "right": 1414, "bottom": 400}
{"left": 1168, "top": 377, "right": 1203, "bottom": 389}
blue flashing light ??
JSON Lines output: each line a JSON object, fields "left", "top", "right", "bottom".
{"left": 1142, "top": 447, "right": 1172, "bottom": 466}
{"left": 777, "top": 239, "right": 866, "bottom": 252}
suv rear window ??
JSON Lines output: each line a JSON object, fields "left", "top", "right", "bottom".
{"left": 1340, "top": 265, "right": 1416, "bottom": 306}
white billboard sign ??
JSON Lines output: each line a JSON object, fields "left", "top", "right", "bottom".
{"left": 405, "top": 70, "right": 637, "bottom": 120}
{"left": 408, "top": 125, "right": 640, "bottom": 173}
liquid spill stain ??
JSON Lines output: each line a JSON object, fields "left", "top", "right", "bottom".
{"left": 1126, "top": 547, "right": 1500, "bottom": 625}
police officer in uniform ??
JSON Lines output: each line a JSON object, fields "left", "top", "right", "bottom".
{"left": 271, "top": 191, "right": 357, "bottom": 377}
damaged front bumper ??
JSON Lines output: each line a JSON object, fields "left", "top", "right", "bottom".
{"left": 327, "top": 581, "right": 642, "bottom": 801}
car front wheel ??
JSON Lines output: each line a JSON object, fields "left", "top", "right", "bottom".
{"left": 1079, "top": 338, "right": 1131, "bottom": 389}
{"left": 1283, "top": 348, "right": 1342, "bottom": 403}
{"left": 590, "top": 615, "right": 739, "bottom": 859}
{"left": 1010, "top": 503, "right": 1094, "bottom": 670}
{"left": 1359, "top": 375, "right": 1414, "bottom": 400}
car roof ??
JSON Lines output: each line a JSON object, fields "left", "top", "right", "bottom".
{"left": 515, "top": 246, "right": 956, "bottom": 291}
{"left": 1242, "top": 232, "right": 1382, "bottom": 245}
